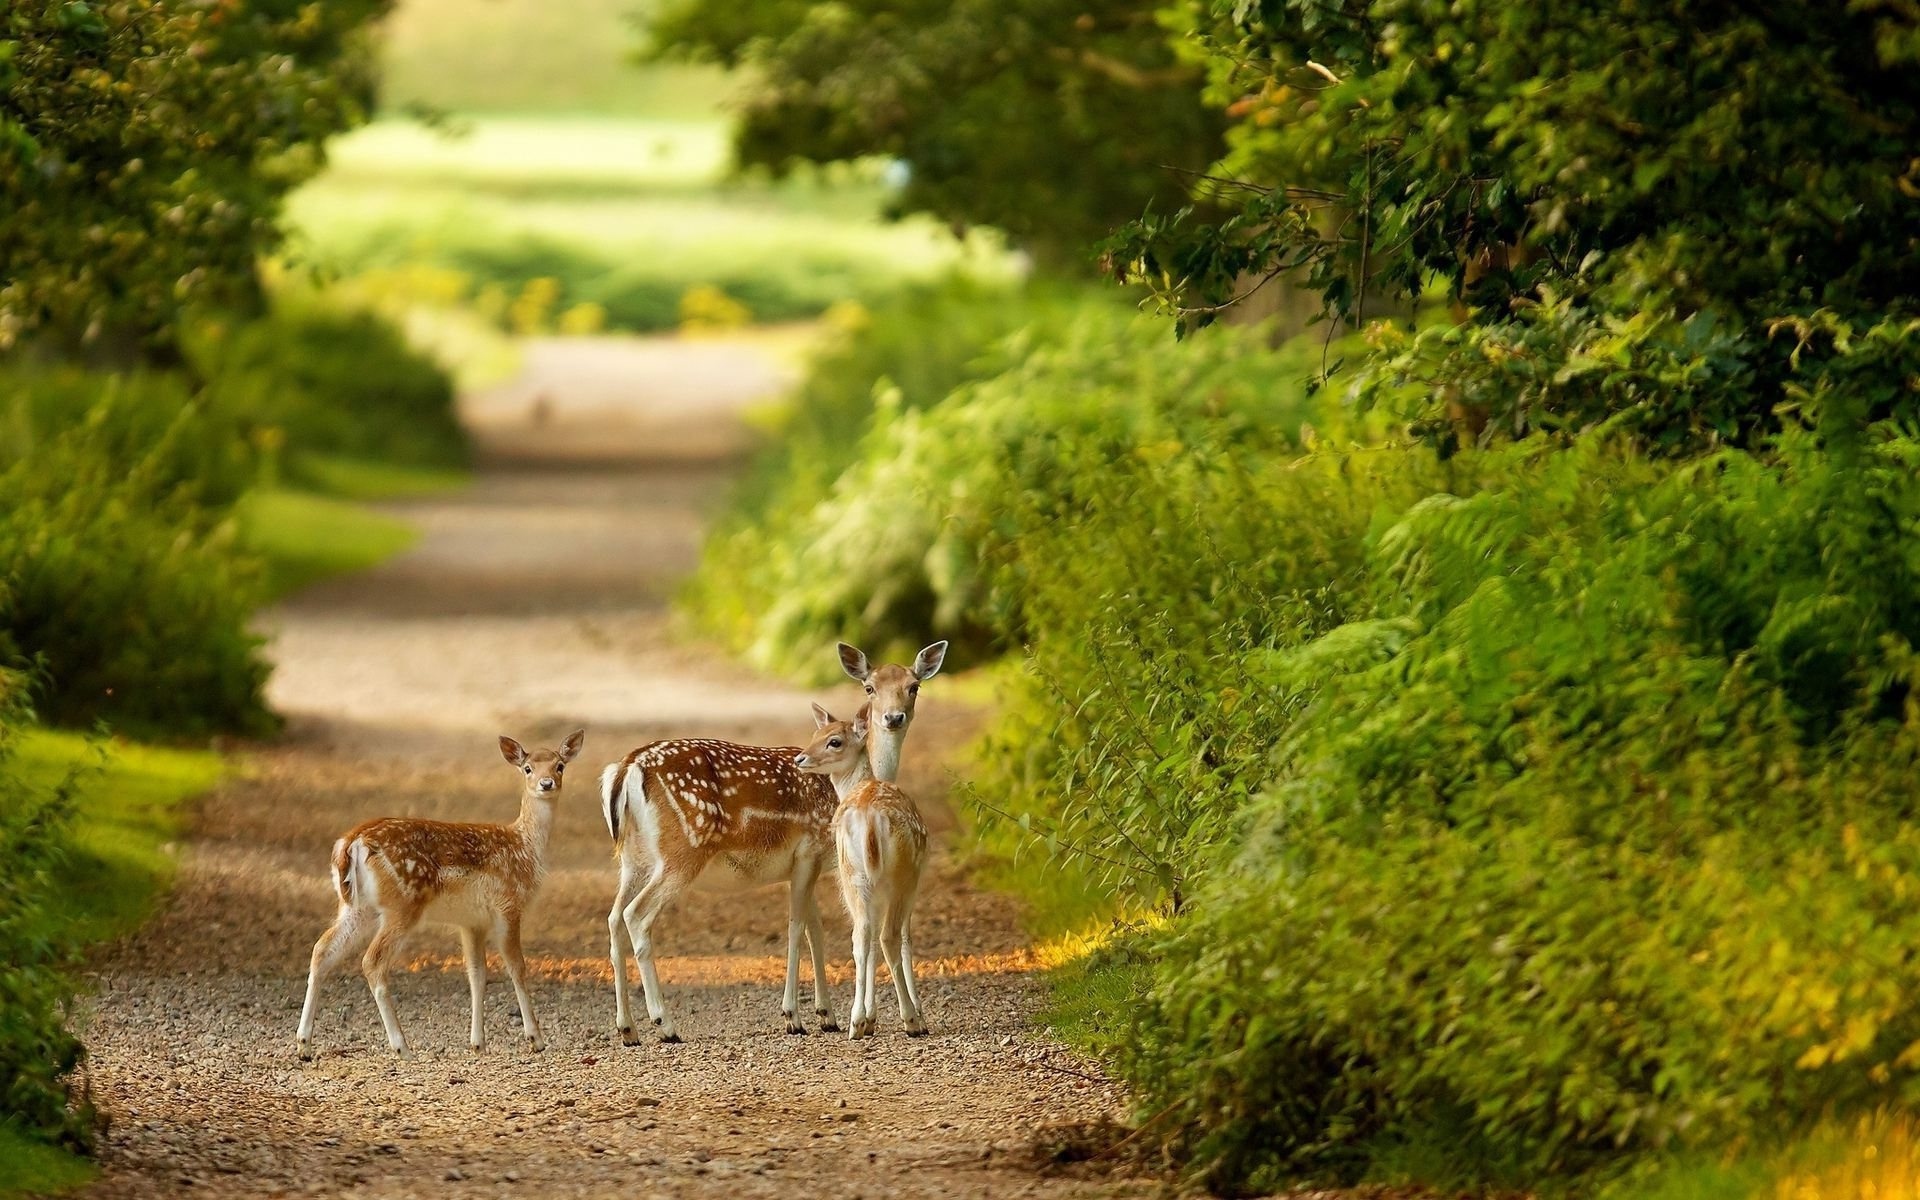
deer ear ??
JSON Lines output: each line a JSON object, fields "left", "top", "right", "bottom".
{"left": 811, "top": 702, "right": 835, "bottom": 729}
{"left": 913, "top": 640, "right": 949, "bottom": 680}
{"left": 837, "top": 642, "right": 870, "bottom": 682}
{"left": 499, "top": 736, "right": 529, "bottom": 767}
{"left": 560, "top": 729, "right": 585, "bottom": 762}
{"left": 852, "top": 703, "right": 870, "bottom": 740}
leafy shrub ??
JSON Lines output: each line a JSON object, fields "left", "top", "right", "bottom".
{"left": 0, "top": 367, "right": 258, "bottom": 510}
{"left": 1004, "top": 425, "right": 1920, "bottom": 1190}
{"left": 684, "top": 282, "right": 1335, "bottom": 673}
{"left": 0, "top": 678, "right": 89, "bottom": 1152}
{"left": 0, "top": 386, "right": 271, "bottom": 735}
{"left": 188, "top": 297, "right": 467, "bottom": 477}
{"left": 678, "top": 284, "right": 752, "bottom": 332}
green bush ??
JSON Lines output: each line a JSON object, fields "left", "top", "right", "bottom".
{"left": 976, "top": 425, "right": 1920, "bottom": 1191}
{"left": 0, "top": 383, "right": 271, "bottom": 736}
{"left": 684, "top": 283, "right": 1331, "bottom": 675}
{"left": 0, "top": 367, "right": 259, "bottom": 510}
{"left": 0, "top": 680, "right": 89, "bottom": 1153}
{"left": 188, "top": 298, "right": 467, "bottom": 478}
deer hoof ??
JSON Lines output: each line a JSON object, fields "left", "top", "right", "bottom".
{"left": 618, "top": 1025, "right": 643, "bottom": 1047}
{"left": 818, "top": 1018, "right": 841, "bottom": 1034}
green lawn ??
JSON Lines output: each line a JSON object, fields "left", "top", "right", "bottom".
{"left": 0, "top": 1125, "right": 95, "bottom": 1199}
{"left": 238, "top": 486, "right": 430, "bottom": 601}
{"left": 8, "top": 732, "right": 224, "bottom": 947}
{"left": 285, "top": 116, "right": 1013, "bottom": 334}
{"left": 377, "top": 0, "right": 725, "bottom": 118}
{"left": 0, "top": 730, "right": 223, "bottom": 1200}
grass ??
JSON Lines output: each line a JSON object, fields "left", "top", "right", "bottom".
{"left": 284, "top": 117, "right": 1013, "bottom": 334}
{"left": 237, "top": 487, "right": 426, "bottom": 600}
{"left": 289, "top": 453, "right": 469, "bottom": 501}
{"left": 0, "top": 730, "right": 222, "bottom": 1200}
{"left": 377, "top": 0, "right": 726, "bottom": 118}
{"left": 0, "top": 1124, "right": 96, "bottom": 1199}
{"left": 9, "top": 730, "right": 223, "bottom": 946}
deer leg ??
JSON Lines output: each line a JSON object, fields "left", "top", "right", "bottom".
{"left": 782, "top": 866, "right": 818, "bottom": 1034}
{"left": 297, "top": 906, "right": 370, "bottom": 1059}
{"left": 897, "top": 912, "right": 927, "bottom": 1036}
{"left": 622, "top": 865, "right": 690, "bottom": 1043}
{"left": 498, "top": 916, "right": 543, "bottom": 1052}
{"left": 882, "top": 902, "right": 926, "bottom": 1036}
{"left": 361, "top": 919, "right": 412, "bottom": 1055}
{"left": 608, "top": 853, "right": 643, "bottom": 1046}
{"left": 804, "top": 890, "right": 840, "bottom": 1033}
{"left": 855, "top": 903, "right": 882, "bottom": 1040}
{"left": 459, "top": 926, "right": 488, "bottom": 1052}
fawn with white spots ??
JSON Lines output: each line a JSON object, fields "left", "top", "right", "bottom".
{"left": 600, "top": 640, "right": 946, "bottom": 1042}
{"left": 796, "top": 702, "right": 929, "bottom": 1039}
{"left": 296, "top": 730, "right": 585, "bottom": 1059}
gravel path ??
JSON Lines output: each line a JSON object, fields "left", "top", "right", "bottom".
{"left": 75, "top": 333, "right": 1145, "bottom": 1199}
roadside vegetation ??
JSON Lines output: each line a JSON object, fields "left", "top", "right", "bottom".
{"left": 1, "top": 0, "right": 467, "bottom": 1184}
{"left": 673, "top": 1, "right": 1920, "bottom": 1195}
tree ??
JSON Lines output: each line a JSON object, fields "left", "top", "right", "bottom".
{"left": 0, "top": 0, "right": 391, "bottom": 360}
{"left": 1105, "top": 0, "right": 1920, "bottom": 450}
{"left": 647, "top": 0, "right": 1227, "bottom": 266}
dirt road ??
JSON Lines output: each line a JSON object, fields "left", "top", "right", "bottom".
{"left": 76, "top": 334, "right": 1142, "bottom": 1199}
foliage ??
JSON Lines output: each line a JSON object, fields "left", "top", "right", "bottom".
{"left": 989, "top": 415, "right": 1920, "bottom": 1190}
{"left": 648, "top": 0, "right": 1225, "bottom": 264}
{"left": 683, "top": 283, "right": 1333, "bottom": 676}
{"left": 0, "top": 683, "right": 87, "bottom": 1153}
{"left": 679, "top": 284, "right": 752, "bottom": 332}
{"left": 1105, "top": 0, "right": 1920, "bottom": 448}
{"left": 0, "top": 367, "right": 258, "bottom": 509}
{"left": 0, "top": 382, "right": 272, "bottom": 735}
{"left": 188, "top": 296, "right": 467, "bottom": 476}
{"left": 0, "top": 288, "right": 451, "bottom": 735}
{"left": 1, "top": 0, "right": 393, "bottom": 356}
{"left": 0, "top": 714, "right": 219, "bottom": 1172}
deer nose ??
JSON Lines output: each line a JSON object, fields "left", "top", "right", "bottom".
{"left": 883, "top": 711, "right": 907, "bottom": 730}
{"left": 539, "top": 777, "right": 556, "bottom": 792}
{"left": 795, "top": 755, "right": 811, "bottom": 769}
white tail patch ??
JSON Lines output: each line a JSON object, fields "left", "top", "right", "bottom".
{"left": 331, "top": 837, "right": 351, "bottom": 905}
{"left": 600, "top": 762, "right": 630, "bottom": 844}
{"left": 346, "top": 838, "right": 378, "bottom": 909}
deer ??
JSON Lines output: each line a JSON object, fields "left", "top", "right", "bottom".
{"left": 796, "top": 703, "right": 929, "bottom": 1039}
{"left": 600, "top": 640, "right": 947, "bottom": 1043}
{"left": 837, "top": 640, "right": 947, "bottom": 783}
{"left": 296, "top": 729, "right": 585, "bottom": 1060}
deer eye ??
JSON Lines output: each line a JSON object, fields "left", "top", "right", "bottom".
{"left": 864, "top": 684, "right": 874, "bottom": 694}
{"left": 909, "top": 684, "right": 919, "bottom": 695}
{"left": 524, "top": 766, "right": 532, "bottom": 775}
{"left": 553, "top": 763, "right": 564, "bottom": 773}
{"left": 828, "top": 738, "right": 843, "bottom": 750}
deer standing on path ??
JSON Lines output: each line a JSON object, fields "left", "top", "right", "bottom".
{"left": 797, "top": 703, "right": 929, "bottom": 1038}
{"left": 296, "top": 730, "right": 585, "bottom": 1059}
{"left": 600, "top": 641, "right": 947, "bottom": 1042}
